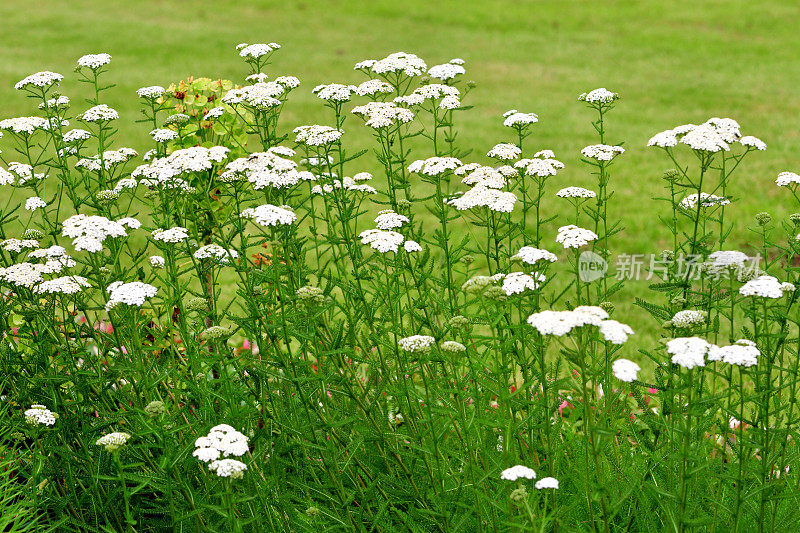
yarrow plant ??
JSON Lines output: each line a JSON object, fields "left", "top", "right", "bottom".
{"left": 0, "top": 42, "right": 798, "bottom": 533}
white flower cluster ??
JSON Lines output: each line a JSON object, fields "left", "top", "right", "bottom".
{"left": 408, "top": 157, "right": 462, "bottom": 176}
{"left": 34, "top": 275, "right": 92, "bottom": 295}
{"left": 398, "top": 335, "right": 436, "bottom": 354}
{"left": 75, "top": 148, "right": 138, "bottom": 172}
{"left": 671, "top": 310, "right": 707, "bottom": 328}
{"left": 95, "top": 432, "right": 130, "bottom": 452}
{"left": 502, "top": 272, "right": 545, "bottom": 295}
{"left": 355, "top": 52, "right": 427, "bottom": 77}
{"left": 707, "top": 340, "right": 760, "bottom": 367}
{"left": 502, "top": 109, "right": 538, "bottom": 128}
{"left": 776, "top": 171, "right": 800, "bottom": 187}
{"left": 221, "top": 146, "right": 308, "bottom": 189}
{"left": 359, "top": 229, "right": 419, "bottom": 253}
{"left": 134, "top": 146, "right": 230, "bottom": 191}
{"left": 311, "top": 172, "right": 377, "bottom": 195}
{"left": 557, "top": 186, "right": 596, "bottom": 199}
{"left": 5, "top": 162, "right": 46, "bottom": 184}
{"left": 394, "top": 84, "right": 461, "bottom": 109}
{"left": 24, "top": 197, "right": 46, "bottom": 211}
{"left": 666, "top": 337, "right": 710, "bottom": 369}
{"left": 240, "top": 204, "right": 297, "bottom": 227}
{"left": 528, "top": 306, "right": 633, "bottom": 344}
{"left": 581, "top": 144, "right": 625, "bottom": 161}
{"left": 149, "top": 256, "right": 165, "bottom": 268}
{"left": 105, "top": 281, "right": 158, "bottom": 310}
{"left": 193, "top": 424, "right": 250, "bottom": 479}
{"left": 39, "top": 95, "right": 70, "bottom": 110}
{"left": 705, "top": 250, "right": 749, "bottom": 275}
{"left": 354, "top": 79, "right": 394, "bottom": 97}
{"left": 61, "top": 214, "right": 129, "bottom": 252}
{"left": 222, "top": 81, "right": 286, "bottom": 109}
{"left": 578, "top": 88, "right": 618, "bottom": 103}
{"left": 612, "top": 359, "right": 640, "bottom": 382}
{"left": 679, "top": 192, "right": 730, "bottom": 210}
{"left": 648, "top": 118, "right": 764, "bottom": 153}
{"left": 293, "top": 125, "right": 343, "bottom": 146}
{"left": 77, "top": 53, "right": 111, "bottom": 69}
{"left": 456, "top": 165, "right": 506, "bottom": 189}
{"left": 150, "top": 128, "right": 178, "bottom": 143}
{"left": 555, "top": 225, "right": 598, "bottom": 248}
{"left": 352, "top": 102, "right": 415, "bottom": 128}
{"left": 208, "top": 459, "right": 248, "bottom": 479}
{"left": 193, "top": 244, "right": 239, "bottom": 264}
{"left": 374, "top": 210, "right": 409, "bottom": 230}
{"left": 238, "top": 42, "right": 280, "bottom": 59}
{"left": 15, "top": 71, "right": 63, "bottom": 91}
{"left": 514, "top": 151, "right": 565, "bottom": 178}
{"left": 79, "top": 104, "right": 119, "bottom": 122}
{"left": 24, "top": 404, "right": 57, "bottom": 426}
{"left": 152, "top": 227, "right": 189, "bottom": 244}
{"left": 487, "top": 143, "right": 521, "bottom": 161}
{"left": 739, "top": 275, "right": 794, "bottom": 298}
{"left": 137, "top": 85, "right": 165, "bottom": 99}
{"left": 500, "top": 465, "right": 536, "bottom": 481}
{"left": 427, "top": 60, "right": 466, "bottom": 81}
{"left": 0, "top": 116, "right": 50, "bottom": 135}
{"left": 514, "top": 246, "right": 558, "bottom": 265}
{"left": 312, "top": 83, "right": 357, "bottom": 102}
{"left": 447, "top": 185, "right": 517, "bottom": 212}
{"left": 2, "top": 238, "right": 39, "bottom": 253}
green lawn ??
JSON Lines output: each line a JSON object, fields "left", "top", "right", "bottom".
{"left": 1, "top": 0, "right": 798, "bottom": 347}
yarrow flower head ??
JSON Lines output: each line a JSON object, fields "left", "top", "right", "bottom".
{"left": 500, "top": 465, "right": 536, "bottom": 481}
{"left": 207, "top": 458, "right": 248, "bottom": 479}
{"left": 77, "top": 53, "right": 111, "bottom": 69}
{"left": 671, "top": 310, "right": 708, "bottom": 328}
{"left": 374, "top": 210, "right": 409, "bottom": 230}
{"left": 105, "top": 281, "right": 157, "bottom": 310}
{"left": 151, "top": 227, "right": 189, "bottom": 244}
{"left": 557, "top": 187, "right": 596, "bottom": 199}
{"left": 408, "top": 157, "right": 462, "bottom": 177}
{"left": 355, "top": 52, "right": 427, "bottom": 77}
{"left": 527, "top": 306, "right": 611, "bottom": 337}
{"left": 581, "top": 144, "right": 625, "bottom": 161}
{"left": 238, "top": 42, "right": 281, "bottom": 59}
{"left": 679, "top": 192, "right": 730, "bottom": 210}
{"left": 15, "top": 71, "right": 63, "bottom": 91}
{"left": 666, "top": 337, "right": 711, "bottom": 369}
{"left": 193, "top": 423, "right": 250, "bottom": 464}
{"left": 398, "top": 335, "right": 436, "bottom": 354}
{"left": 502, "top": 109, "right": 538, "bottom": 128}
{"left": 535, "top": 477, "right": 560, "bottom": 490}
{"left": 359, "top": 229, "right": 405, "bottom": 253}
{"left": 739, "top": 275, "right": 793, "bottom": 299}
{"left": 612, "top": 359, "right": 641, "bottom": 382}
{"left": 24, "top": 196, "right": 46, "bottom": 211}
{"left": 578, "top": 88, "right": 619, "bottom": 104}
{"left": 240, "top": 204, "right": 296, "bottom": 226}
{"left": 708, "top": 340, "right": 760, "bottom": 367}
{"left": 502, "top": 272, "right": 545, "bottom": 295}
{"left": 487, "top": 143, "right": 521, "bottom": 161}
{"left": 555, "top": 225, "right": 598, "bottom": 248}
{"left": 427, "top": 61, "right": 466, "bottom": 80}
{"left": 193, "top": 244, "right": 239, "bottom": 265}
{"left": 96, "top": 432, "right": 130, "bottom": 452}
{"left": 61, "top": 214, "right": 128, "bottom": 252}
{"left": 352, "top": 102, "right": 414, "bottom": 128}
{"left": 137, "top": 85, "right": 165, "bottom": 100}
{"left": 293, "top": 125, "right": 343, "bottom": 146}
{"left": 79, "top": 104, "right": 119, "bottom": 122}
{"left": 513, "top": 246, "right": 558, "bottom": 265}
{"left": 24, "top": 404, "right": 57, "bottom": 426}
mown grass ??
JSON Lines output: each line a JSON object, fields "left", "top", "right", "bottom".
{"left": 0, "top": 0, "right": 798, "bottom": 348}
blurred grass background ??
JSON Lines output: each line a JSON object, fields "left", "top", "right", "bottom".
{"left": 1, "top": 0, "right": 798, "bottom": 348}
